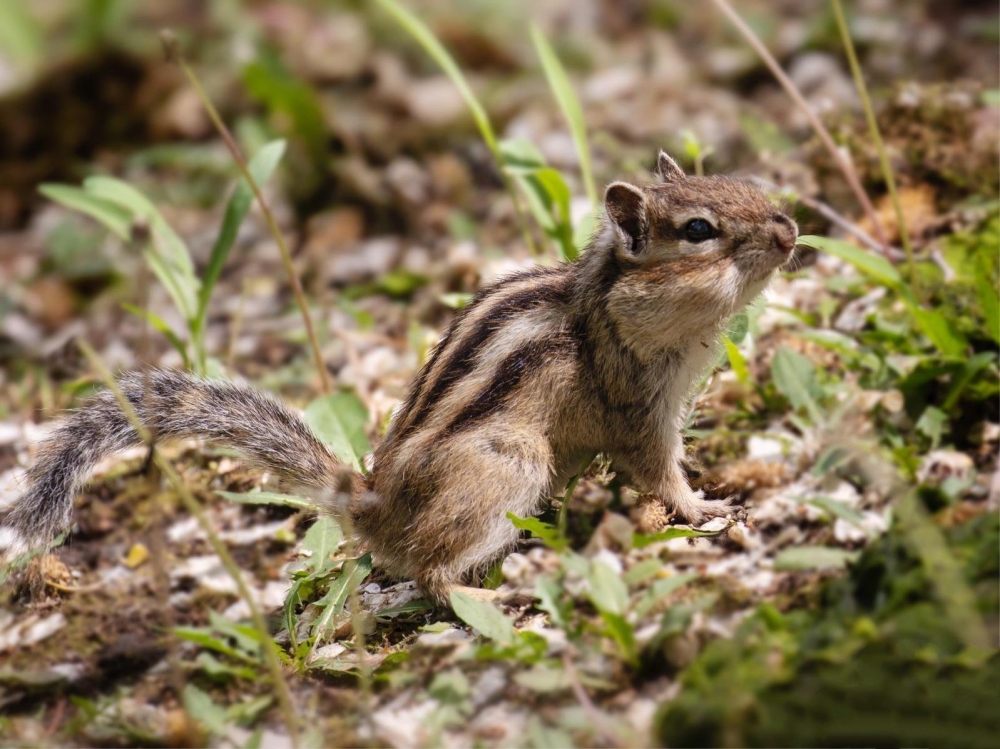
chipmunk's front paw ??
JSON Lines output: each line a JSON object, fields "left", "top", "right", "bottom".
{"left": 634, "top": 490, "right": 731, "bottom": 532}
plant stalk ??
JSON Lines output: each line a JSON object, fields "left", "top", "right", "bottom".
{"left": 830, "top": 0, "right": 919, "bottom": 294}
{"left": 161, "top": 31, "right": 331, "bottom": 394}
{"left": 78, "top": 341, "right": 301, "bottom": 746}
{"left": 709, "top": 0, "right": 890, "bottom": 254}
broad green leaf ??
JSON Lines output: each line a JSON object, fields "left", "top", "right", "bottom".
{"left": 376, "top": 0, "right": 497, "bottom": 154}
{"left": 216, "top": 490, "right": 315, "bottom": 511}
{"left": 449, "top": 591, "right": 515, "bottom": 645}
{"left": 633, "top": 526, "right": 720, "bottom": 549}
{"left": 586, "top": 560, "right": 628, "bottom": 616}
{"left": 310, "top": 553, "right": 373, "bottom": 655}
{"left": 304, "top": 391, "right": 371, "bottom": 472}
{"left": 121, "top": 303, "right": 189, "bottom": 369}
{"left": 771, "top": 346, "right": 825, "bottom": 423}
{"left": 531, "top": 25, "right": 596, "bottom": 206}
{"left": 197, "top": 140, "right": 286, "bottom": 331}
{"left": 797, "top": 235, "right": 902, "bottom": 287}
{"left": 774, "top": 546, "right": 859, "bottom": 571}
{"left": 498, "top": 138, "right": 546, "bottom": 168}
{"left": 83, "top": 176, "right": 199, "bottom": 321}
{"left": 507, "top": 512, "right": 567, "bottom": 551}
{"left": 39, "top": 184, "right": 132, "bottom": 239}
{"left": 183, "top": 684, "right": 229, "bottom": 735}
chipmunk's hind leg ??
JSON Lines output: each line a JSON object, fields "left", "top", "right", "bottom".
{"left": 399, "top": 430, "right": 554, "bottom": 606}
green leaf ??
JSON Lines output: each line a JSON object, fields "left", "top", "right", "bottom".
{"left": 534, "top": 576, "right": 569, "bottom": 629}
{"left": 796, "top": 235, "right": 902, "bottom": 287}
{"left": 216, "top": 490, "right": 315, "bottom": 511}
{"left": 121, "top": 303, "right": 190, "bottom": 369}
{"left": 304, "top": 391, "right": 372, "bottom": 472}
{"left": 39, "top": 184, "right": 132, "bottom": 239}
{"left": 376, "top": 0, "right": 498, "bottom": 155}
{"left": 586, "top": 560, "right": 629, "bottom": 616}
{"left": 309, "top": 553, "right": 373, "bottom": 656}
{"left": 507, "top": 513, "right": 567, "bottom": 551}
{"left": 173, "top": 628, "right": 257, "bottom": 664}
{"left": 722, "top": 336, "right": 749, "bottom": 384}
{"left": 449, "top": 591, "right": 515, "bottom": 645}
{"left": 197, "top": 140, "right": 286, "bottom": 336}
{"left": 771, "top": 346, "right": 825, "bottom": 423}
{"left": 909, "top": 307, "right": 967, "bottom": 358}
{"left": 943, "top": 350, "right": 996, "bottom": 409}
{"left": 600, "top": 611, "right": 638, "bottom": 666}
{"left": 916, "top": 406, "right": 949, "bottom": 449}
{"left": 633, "top": 526, "right": 720, "bottom": 549}
{"left": 83, "top": 176, "right": 199, "bottom": 322}
{"left": 975, "top": 252, "right": 1000, "bottom": 343}
{"left": 795, "top": 496, "right": 868, "bottom": 528}
{"left": 530, "top": 25, "right": 596, "bottom": 206}
{"left": 439, "top": 292, "right": 473, "bottom": 309}
{"left": 774, "top": 546, "right": 859, "bottom": 571}
{"left": 299, "top": 517, "right": 344, "bottom": 577}
{"left": 183, "top": 684, "right": 229, "bottom": 735}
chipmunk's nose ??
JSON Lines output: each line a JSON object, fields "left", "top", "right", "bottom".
{"left": 771, "top": 213, "right": 798, "bottom": 254}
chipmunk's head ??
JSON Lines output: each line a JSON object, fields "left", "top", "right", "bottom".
{"left": 598, "top": 150, "right": 797, "bottom": 349}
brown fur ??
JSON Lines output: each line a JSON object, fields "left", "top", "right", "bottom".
{"left": 3, "top": 151, "right": 797, "bottom": 605}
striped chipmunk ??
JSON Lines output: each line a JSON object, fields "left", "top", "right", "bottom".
{"left": 3, "top": 151, "right": 797, "bottom": 605}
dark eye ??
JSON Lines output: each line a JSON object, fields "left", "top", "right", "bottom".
{"left": 684, "top": 218, "right": 716, "bottom": 242}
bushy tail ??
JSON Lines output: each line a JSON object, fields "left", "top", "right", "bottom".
{"left": 3, "top": 369, "right": 350, "bottom": 557}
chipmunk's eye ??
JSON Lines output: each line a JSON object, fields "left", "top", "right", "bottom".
{"left": 683, "top": 218, "right": 716, "bottom": 242}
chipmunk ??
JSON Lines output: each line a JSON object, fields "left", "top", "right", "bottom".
{"left": 3, "top": 151, "right": 797, "bottom": 604}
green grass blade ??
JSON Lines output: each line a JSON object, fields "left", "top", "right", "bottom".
{"left": 375, "top": 0, "right": 497, "bottom": 155}
{"left": 38, "top": 184, "right": 132, "bottom": 239}
{"left": 530, "top": 25, "right": 597, "bottom": 206}
{"left": 194, "top": 140, "right": 286, "bottom": 362}
{"left": 796, "top": 235, "right": 901, "bottom": 288}
{"left": 121, "top": 303, "right": 190, "bottom": 369}
{"left": 199, "top": 139, "right": 285, "bottom": 320}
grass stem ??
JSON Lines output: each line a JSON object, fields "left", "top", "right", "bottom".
{"left": 161, "top": 30, "right": 331, "bottom": 394}
{"left": 709, "top": 0, "right": 890, "bottom": 254}
{"left": 830, "top": 0, "right": 919, "bottom": 294}
{"left": 78, "top": 341, "right": 301, "bottom": 747}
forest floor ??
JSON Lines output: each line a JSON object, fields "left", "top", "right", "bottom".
{"left": 0, "top": 1, "right": 997, "bottom": 747}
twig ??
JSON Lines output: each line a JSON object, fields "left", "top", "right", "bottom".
{"left": 709, "top": 0, "right": 890, "bottom": 253}
{"left": 749, "top": 176, "right": 902, "bottom": 259}
{"left": 77, "top": 341, "right": 301, "bottom": 747}
{"left": 830, "top": 0, "right": 919, "bottom": 293}
{"left": 160, "top": 30, "right": 331, "bottom": 394}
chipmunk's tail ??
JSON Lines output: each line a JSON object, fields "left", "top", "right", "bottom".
{"left": 3, "top": 369, "right": 353, "bottom": 558}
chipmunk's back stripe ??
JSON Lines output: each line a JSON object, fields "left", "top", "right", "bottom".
{"left": 395, "top": 268, "right": 569, "bottom": 434}
{"left": 444, "top": 336, "right": 567, "bottom": 434}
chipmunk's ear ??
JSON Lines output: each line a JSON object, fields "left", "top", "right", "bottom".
{"left": 605, "top": 181, "right": 648, "bottom": 255}
{"left": 654, "top": 150, "right": 685, "bottom": 183}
